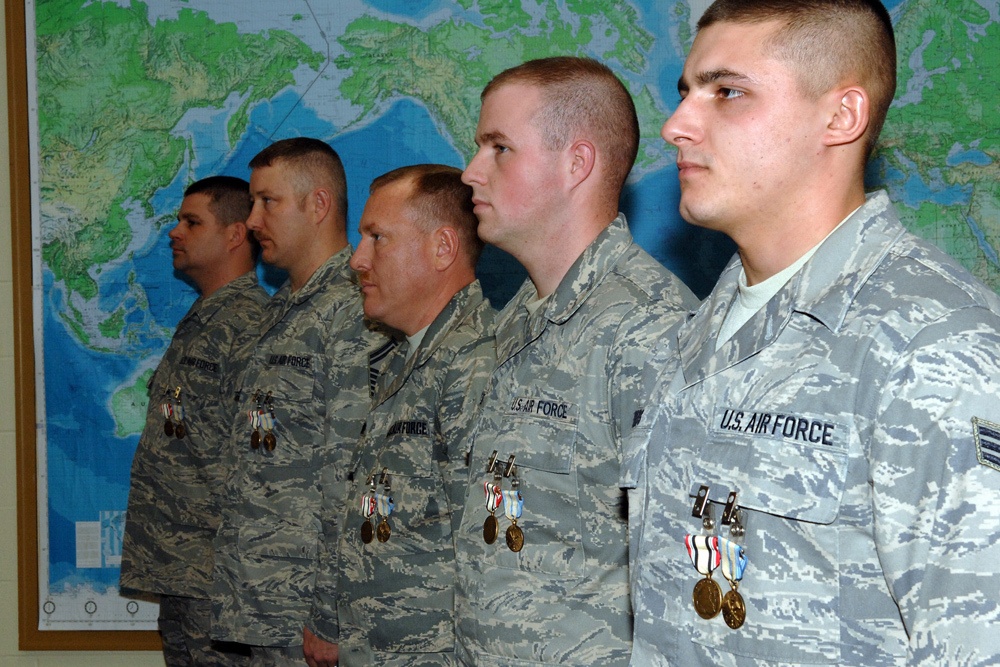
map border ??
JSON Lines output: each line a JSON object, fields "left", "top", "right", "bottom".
{"left": 7, "top": 0, "right": 160, "bottom": 651}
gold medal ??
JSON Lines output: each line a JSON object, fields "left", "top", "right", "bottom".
{"left": 692, "top": 575, "right": 723, "bottom": 619}
{"left": 164, "top": 420, "right": 174, "bottom": 437}
{"left": 483, "top": 514, "right": 499, "bottom": 544}
{"left": 264, "top": 431, "right": 276, "bottom": 451}
{"left": 174, "top": 422, "right": 186, "bottom": 439}
{"left": 505, "top": 522, "right": 524, "bottom": 552}
{"left": 722, "top": 588, "right": 746, "bottom": 629}
{"left": 250, "top": 429, "right": 261, "bottom": 449}
{"left": 376, "top": 518, "right": 391, "bottom": 543}
{"left": 360, "top": 519, "right": 374, "bottom": 544}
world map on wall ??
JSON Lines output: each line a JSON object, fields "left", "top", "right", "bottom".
{"left": 31, "top": 0, "right": 997, "bottom": 628}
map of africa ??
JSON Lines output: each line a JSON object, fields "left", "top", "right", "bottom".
{"left": 30, "top": 0, "right": 997, "bottom": 629}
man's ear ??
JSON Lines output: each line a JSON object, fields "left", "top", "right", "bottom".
{"left": 432, "top": 226, "right": 459, "bottom": 271}
{"left": 566, "top": 139, "right": 596, "bottom": 189}
{"left": 227, "top": 221, "right": 250, "bottom": 252}
{"left": 306, "top": 186, "right": 333, "bottom": 223}
{"left": 824, "top": 86, "right": 869, "bottom": 148}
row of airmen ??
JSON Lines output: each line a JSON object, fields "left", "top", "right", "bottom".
{"left": 120, "top": 2, "right": 1000, "bottom": 666}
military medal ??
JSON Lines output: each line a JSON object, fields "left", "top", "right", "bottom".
{"left": 161, "top": 403, "right": 175, "bottom": 437}
{"left": 171, "top": 387, "right": 186, "bottom": 438}
{"left": 685, "top": 534, "right": 722, "bottom": 619}
{"left": 502, "top": 486, "right": 524, "bottom": 553}
{"left": 359, "top": 483, "right": 377, "bottom": 544}
{"left": 719, "top": 536, "right": 748, "bottom": 629}
{"left": 248, "top": 408, "right": 262, "bottom": 449}
{"left": 483, "top": 475, "right": 502, "bottom": 545}
{"left": 260, "top": 408, "right": 277, "bottom": 451}
{"left": 375, "top": 469, "right": 394, "bottom": 542}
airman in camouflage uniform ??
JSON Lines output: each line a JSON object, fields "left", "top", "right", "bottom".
{"left": 210, "top": 139, "right": 387, "bottom": 666}
{"left": 626, "top": 2, "right": 1000, "bottom": 664}
{"left": 455, "top": 58, "right": 697, "bottom": 666}
{"left": 305, "top": 165, "right": 496, "bottom": 667}
{"left": 121, "top": 175, "right": 265, "bottom": 666}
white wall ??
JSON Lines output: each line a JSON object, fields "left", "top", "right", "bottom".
{"left": 0, "top": 5, "right": 163, "bottom": 664}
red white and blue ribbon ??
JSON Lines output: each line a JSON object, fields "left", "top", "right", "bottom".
{"left": 360, "top": 493, "right": 376, "bottom": 519}
{"left": 247, "top": 409, "right": 262, "bottom": 430}
{"left": 684, "top": 534, "right": 721, "bottom": 576}
{"left": 484, "top": 481, "right": 502, "bottom": 512}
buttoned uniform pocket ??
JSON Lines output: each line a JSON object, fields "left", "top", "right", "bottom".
{"left": 686, "top": 428, "right": 850, "bottom": 664}
{"left": 478, "top": 412, "right": 585, "bottom": 579}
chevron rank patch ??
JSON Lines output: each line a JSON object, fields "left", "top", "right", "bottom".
{"left": 972, "top": 417, "right": 1000, "bottom": 473}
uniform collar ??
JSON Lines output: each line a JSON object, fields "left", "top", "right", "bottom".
{"left": 374, "top": 280, "right": 493, "bottom": 405}
{"left": 497, "top": 214, "right": 634, "bottom": 359}
{"left": 677, "top": 191, "right": 903, "bottom": 385}
{"left": 182, "top": 271, "right": 260, "bottom": 326}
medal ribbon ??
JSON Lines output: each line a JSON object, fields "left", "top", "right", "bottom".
{"left": 718, "top": 537, "right": 747, "bottom": 583}
{"left": 173, "top": 404, "right": 186, "bottom": 421}
{"left": 501, "top": 489, "right": 523, "bottom": 521}
{"left": 247, "top": 409, "right": 262, "bottom": 429}
{"left": 360, "top": 494, "right": 376, "bottom": 518}
{"left": 484, "top": 482, "right": 502, "bottom": 511}
{"left": 684, "top": 534, "right": 720, "bottom": 575}
{"left": 259, "top": 411, "right": 276, "bottom": 430}
{"left": 161, "top": 404, "right": 173, "bottom": 420}
{"left": 375, "top": 492, "right": 394, "bottom": 518}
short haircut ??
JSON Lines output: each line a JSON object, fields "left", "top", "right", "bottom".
{"left": 698, "top": 0, "right": 896, "bottom": 159}
{"left": 482, "top": 56, "right": 639, "bottom": 198}
{"left": 370, "top": 164, "right": 484, "bottom": 265}
{"left": 184, "top": 175, "right": 259, "bottom": 259}
{"left": 249, "top": 137, "right": 349, "bottom": 225}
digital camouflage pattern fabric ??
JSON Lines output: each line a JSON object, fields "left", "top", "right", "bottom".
{"left": 625, "top": 192, "right": 1000, "bottom": 666}
{"left": 211, "top": 249, "right": 388, "bottom": 646}
{"left": 121, "top": 271, "right": 268, "bottom": 599}
{"left": 311, "top": 281, "right": 495, "bottom": 667}
{"left": 454, "top": 216, "right": 697, "bottom": 666}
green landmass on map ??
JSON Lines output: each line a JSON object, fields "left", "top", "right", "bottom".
{"left": 877, "top": 0, "right": 999, "bottom": 290}
{"left": 335, "top": 0, "right": 667, "bottom": 168}
{"left": 37, "top": 0, "right": 324, "bottom": 348}
{"left": 111, "top": 368, "right": 154, "bottom": 437}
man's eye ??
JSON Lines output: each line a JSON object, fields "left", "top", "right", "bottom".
{"left": 720, "top": 87, "right": 744, "bottom": 100}
{"left": 496, "top": 145, "right": 509, "bottom": 154}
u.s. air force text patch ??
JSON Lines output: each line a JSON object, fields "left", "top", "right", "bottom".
{"left": 972, "top": 417, "right": 1000, "bottom": 473}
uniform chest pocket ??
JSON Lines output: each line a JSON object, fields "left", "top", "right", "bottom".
{"left": 686, "top": 423, "right": 851, "bottom": 664}
{"left": 242, "top": 361, "right": 319, "bottom": 468}
{"left": 477, "top": 411, "right": 584, "bottom": 578}
{"left": 361, "top": 424, "right": 450, "bottom": 549}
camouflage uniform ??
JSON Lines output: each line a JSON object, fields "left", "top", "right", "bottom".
{"left": 454, "top": 216, "right": 697, "bottom": 666}
{"left": 211, "top": 248, "right": 387, "bottom": 649}
{"left": 624, "top": 191, "right": 1000, "bottom": 666}
{"left": 310, "top": 281, "right": 496, "bottom": 667}
{"left": 120, "top": 271, "right": 267, "bottom": 666}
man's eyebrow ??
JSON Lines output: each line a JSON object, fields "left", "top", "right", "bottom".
{"left": 475, "top": 130, "right": 510, "bottom": 146}
{"left": 677, "top": 68, "right": 756, "bottom": 93}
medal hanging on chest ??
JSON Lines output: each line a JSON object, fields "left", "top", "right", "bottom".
{"left": 359, "top": 477, "right": 377, "bottom": 544}
{"left": 374, "top": 468, "right": 394, "bottom": 543}
{"left": 161, "top": 386, "right": 186, "bottom": 439}
{"left": 685, "top": 534, "right": 723, "bottom": 619}
{"left": 260, "top": 391, "right": 277, "bottom": 451}
{"left": 248, "top": 390, "right": 263, "bottom": 450}
{"left": 719, "top": 535, "right": 748, "bottom": 629}
{"left": 483, "top": 474, "right": 502, "bottom": 545}
{"left": 161, "top": 402, "right": 175, "bottom": 437}
{"left": 482, "top": 451, "right": 502, "bottom": 544}
{"left": 502, "top": 481, "right": 524, "bottom": 552}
